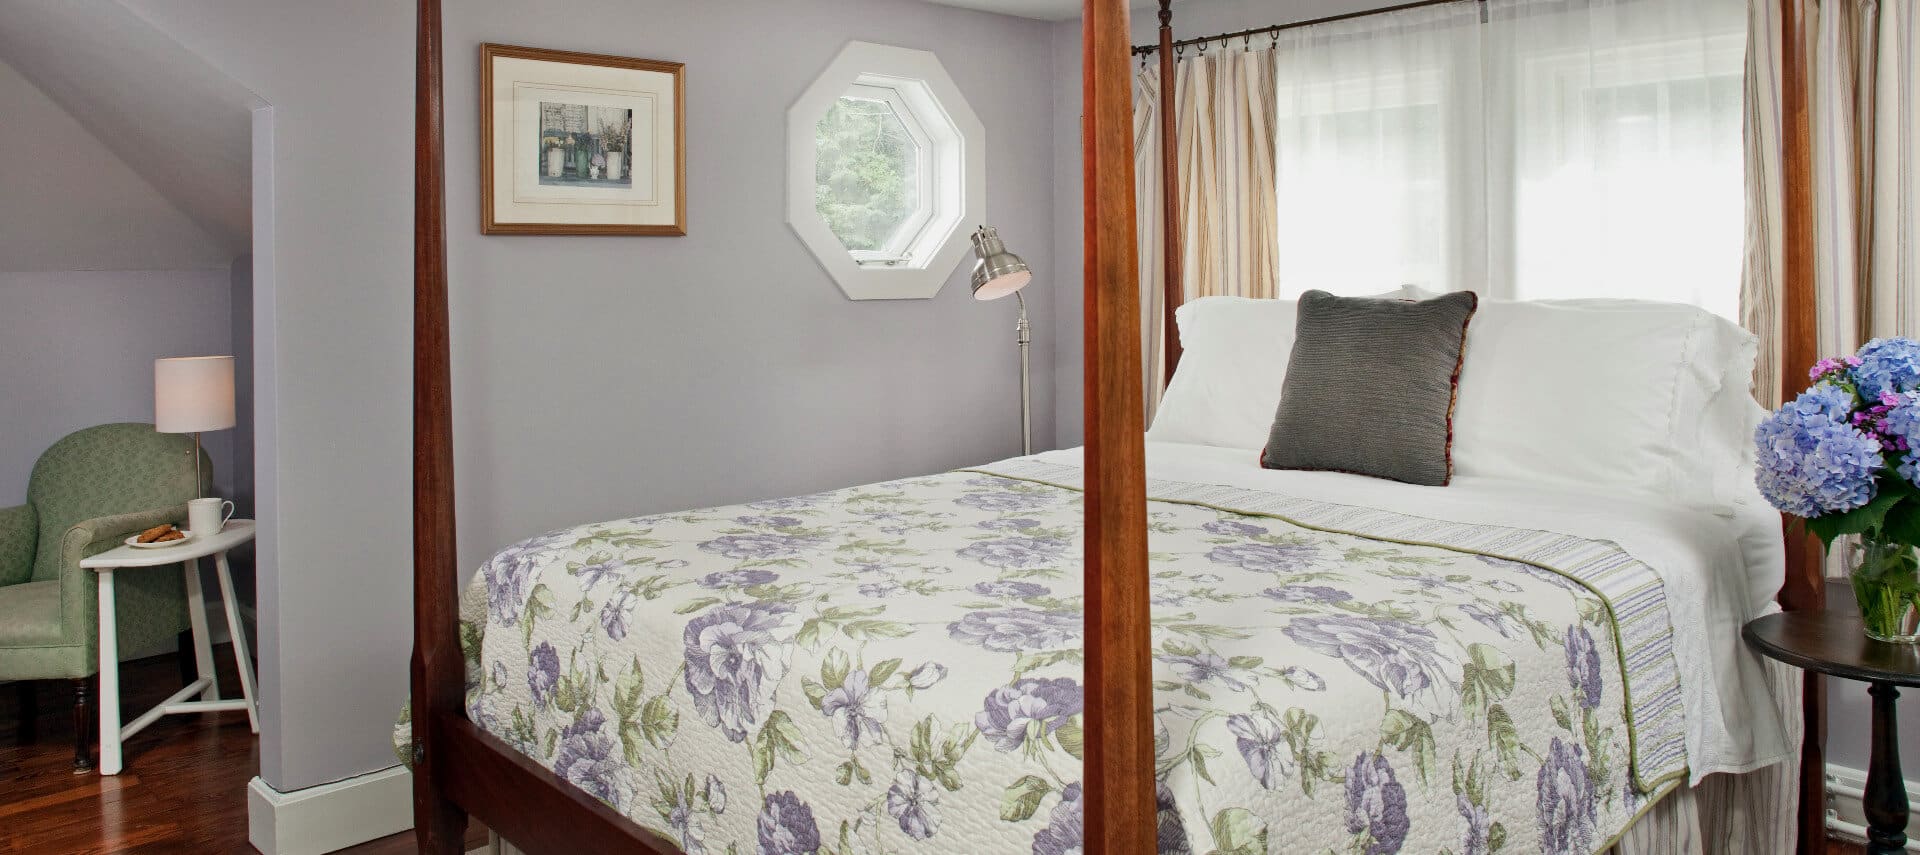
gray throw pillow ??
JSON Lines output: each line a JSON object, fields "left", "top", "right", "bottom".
{"left": 1261, "top": 289, "right": 1478, "bottom": 486}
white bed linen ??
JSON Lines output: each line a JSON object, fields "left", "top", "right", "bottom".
{"left": 1032, "top": 441, "right": 1793, "bottom": 782}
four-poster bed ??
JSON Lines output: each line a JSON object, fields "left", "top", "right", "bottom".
{"left": 407, "top": 0, "right": 1827, "bottom": 853}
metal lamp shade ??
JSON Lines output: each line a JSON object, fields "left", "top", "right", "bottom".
{"left": 969, "top": 226, "right": 1032, "bottom": 301}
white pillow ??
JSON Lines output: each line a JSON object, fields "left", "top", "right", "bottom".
{"left": 1148, "top": 291, "right": 1404, "bottom": 451}
{"left": 1408, "top": 287, "right": 1757, "bottom": 510}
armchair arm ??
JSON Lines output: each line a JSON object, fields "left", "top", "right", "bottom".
{"left": 0, "top": 503, "right": 34, "bottom": 586}
{"left": 58, "top": 506, "right": 188, "bottom": 574}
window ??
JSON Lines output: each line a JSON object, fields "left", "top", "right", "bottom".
{"left": 1270, "top": 0, "right": 1747, "bottom": 320}
{"left": 789, "top": 43, "right": 984, "bottom": 300}
{"left": 815, "top": 84, "right": 930, "bottom": 264}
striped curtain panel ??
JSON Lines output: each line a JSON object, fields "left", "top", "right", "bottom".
{"left": 1814, "top": 0, "right": 1920, "bottom": 352}
{"left": 1746, "top": 0, "right": 1919, "bottom": 577}
{"left": 1135, "top": 45, "right": 1281, "bottom": 416}
{"left": 1746, "top": 0, "right": 1920, "bottom": 408}
{"left": 1742, "top": 0, "right": 1788, "bottom": 407}
{"left": 1174, "top": 45, "right": 1281, "bottom": 302}
{"left": 1134, "top": 66, "right": 1169, "bottom": 421}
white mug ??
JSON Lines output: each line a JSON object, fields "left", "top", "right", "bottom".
{"left": 188, "top": 497, "right": 235, "bottom": 536}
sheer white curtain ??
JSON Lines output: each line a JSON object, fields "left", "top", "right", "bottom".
{"left": 1485, "top": 0, "right": 1748, "bottom": 315}
{"left": 1267, "top": 0, "right": 1748, "bottom": 317}
{"left": 1273, "top": 3, "right": 1485, "bottom": 297}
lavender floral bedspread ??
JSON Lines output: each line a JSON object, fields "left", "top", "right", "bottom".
{"left": 396, "top": 459, "right": 1688, "bottom": 855}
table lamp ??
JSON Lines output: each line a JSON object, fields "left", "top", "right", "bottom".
{"left": 155, "top": 356, "right": 235, "bottom": 499}
{"left": 970, "top": 225, "right": 1035, "bottom": 456}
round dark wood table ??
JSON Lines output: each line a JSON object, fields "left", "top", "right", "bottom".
{"left": 1744, "top": 611, "right": 1920, "bottom": 855}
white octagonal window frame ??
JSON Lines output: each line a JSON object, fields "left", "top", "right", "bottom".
{"left": 789, "top": 41, "right": 986, "bottom": 301}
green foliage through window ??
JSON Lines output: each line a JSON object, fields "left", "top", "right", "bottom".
{"left": 814, "top": 95, "right": 921, "bottom": 254}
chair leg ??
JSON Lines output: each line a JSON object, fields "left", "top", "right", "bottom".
{"left": 14, "top": 681, "right": 36, "bottom": 745}
{"left": 72, "top": 678, "right": 93, "bottom": 773}
{"left": 178, "top": 629, "right": 195, "bottom": 685}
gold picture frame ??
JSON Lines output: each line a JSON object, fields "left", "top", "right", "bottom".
{"left": 481, "top": 43, "right": 686, "bottom": 236}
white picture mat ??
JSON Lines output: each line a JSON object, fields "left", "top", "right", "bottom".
{"left": 489, "top": 55, "right": 677, "bottom": 227}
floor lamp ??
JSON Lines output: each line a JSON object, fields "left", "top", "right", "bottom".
{"left": 969, "top": 226, "right": 1034, "bottom": 456}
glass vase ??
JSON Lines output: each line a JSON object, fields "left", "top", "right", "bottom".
{"left": 1848, "top": 537, "right": 1920, "bottom": 643}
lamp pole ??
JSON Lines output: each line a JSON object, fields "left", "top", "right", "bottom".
{"left": 1016, "top": 291, "right": 1031, "bottom": 456}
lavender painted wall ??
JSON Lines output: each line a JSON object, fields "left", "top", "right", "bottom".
{"left": 123, "top": 0, "right": 1060, "bottom": 793}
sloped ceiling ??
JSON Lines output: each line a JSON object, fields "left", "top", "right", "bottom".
{"left": 0, "top": 0, "right": 257, "bottom": 266}
{"left": 0, "top": 58, "right": 231, "bottom": 271}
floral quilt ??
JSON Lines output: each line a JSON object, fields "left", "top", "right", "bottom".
{"left": 397, "top": 459, "right": 1687, "bottom": 855}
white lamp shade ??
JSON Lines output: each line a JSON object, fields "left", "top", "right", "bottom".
{"left": 155, "top": 356, "right": 236, "bottom": 433}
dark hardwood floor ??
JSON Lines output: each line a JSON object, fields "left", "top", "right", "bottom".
{"left": 0, "top": 646, "right": 484, "bottom": 854}
{"left": 0, "top": 645, "right": 1877, "bottom": 853}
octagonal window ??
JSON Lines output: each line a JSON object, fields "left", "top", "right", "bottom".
{"left": 788, "top": 42, "right": 985, "bottom": 300}
{"left": 814, "top": 86, "right": 929, "bottom": 261}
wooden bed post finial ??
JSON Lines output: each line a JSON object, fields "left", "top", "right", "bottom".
{"left": 1084, "top": 0, "right": 1157, "bottom": 852}
{"left": 410, "top": 0, "right": 468, "bottom": 851}
{"left": 1157, "top": 0, "right": 1183, "bottom": 386}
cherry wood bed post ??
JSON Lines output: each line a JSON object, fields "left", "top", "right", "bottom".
{"left": 1777, "top": 0, "right": 1825, "bottom": 850}
{"left": 1157, "top": 0, "right": 1183, "bottom": 384}
{"left": 410, "top": 0, "right": 469, "bottom": 851}
{"left": 1083, "top": 1, "right": 1157, "bottom": 852}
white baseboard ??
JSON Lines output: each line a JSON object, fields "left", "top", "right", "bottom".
{"left": 1826, "top": 763, "right": 1920, "bottom": 851}
{"left": 248, "top": 766, "right": 413, "bottom": 855}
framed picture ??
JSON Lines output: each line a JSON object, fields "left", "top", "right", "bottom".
{"left": 481, "top": 43, "right": 686, "bottom": 236}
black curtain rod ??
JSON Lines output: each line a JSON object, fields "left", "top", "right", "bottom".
{"left": 1130, "top": 0, "right": 1480, "bottom": 56}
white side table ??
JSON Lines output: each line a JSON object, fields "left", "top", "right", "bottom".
{"left": 80, "top": 519, "right": 258, "bottom": 775}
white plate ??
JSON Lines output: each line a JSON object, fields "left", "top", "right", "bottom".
{"left": 125, "top": 530, "right": 193, "bottom": 549}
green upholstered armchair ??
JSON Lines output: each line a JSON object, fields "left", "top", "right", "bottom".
{"left": 0, "top": 423, "right": 207, "bottom": 770}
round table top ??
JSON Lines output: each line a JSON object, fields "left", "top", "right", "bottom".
{"left": 1743, "top": 611, "right": 1920, "bottom": 688}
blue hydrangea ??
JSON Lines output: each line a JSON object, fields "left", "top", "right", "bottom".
{"left": 1786, "top": 383, "right": 1858, "bottom": 422}
{"left": 1852, "top": 338, "right": 1920, "bottom": 399}
{"left": 1881, "top": 394, "right": 1920, "bottom": 484}
{"left": 1753, "top": 406, "right": 1883, "bottom": 517}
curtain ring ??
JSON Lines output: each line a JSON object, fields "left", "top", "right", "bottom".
{"left": 1242, "top": 34, "right": 1251, "bottom": 47}
{"left": 1270, "top": 31, "right": 1279, "bottom": 47}
{"left": 1175, "top": 44, "right": 1186, "bottom": 57}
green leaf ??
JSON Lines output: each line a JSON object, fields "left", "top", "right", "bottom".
{"left": 842, "top": 619, "right": 913, "bottom": 641}
{"left": 1489, "top": 822, "right": 1508, "bottom": 851}
{"left": 752, "top": 710, "right": 805, "bottom": 785}
{"left": 1000, "top": 775, "right": 1052, "bottom": 822}
{"left": 1379, "top": 709, "right": 1436, "bottom": 785}
{"left": 1808, "top": 480, "right": 1908, "bottom": 546}
{"left": 1461, "top": 643, "right": 1516, "bottom": 716}
{"left": 801, "top": 677, "right": 828, "bottom": 711}
{"left": 1549, "top": 695, "right": 1572, "bottom": 732}
{"left": 1206, "top": 808, "right": 1268, "bottom": 855}
{"left": 868, "top": 658, "right": 903, "bottom": 686}
{"left": 1882, "top": 499, "right": 1920, "bottom": 545}
{"left": 1055, "top": 717, "right": 1085, "bottom": 760}
{"left": 821, "top": 648, "right": 850, "bottom": 690}
{"left": 910, "top": 717, "right": 936, "bottom": 766}
{"left": 795, "top": 618, "right": 823, "bottom": 649}
{"left": 641, "top": 695, "right": 679, "bottom": 749}
{"left": 1487, "top": 705, "right": 1523, "bottom": 780}
{"left": 675, "top": 597, "right": 722, "bottom": 615}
